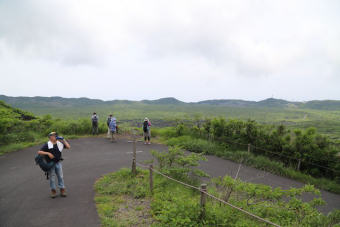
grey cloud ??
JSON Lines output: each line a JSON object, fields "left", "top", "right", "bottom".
{"left": 0, "top": 0, "right": 339, "bottom": 101}
{"left": 0, "top": 0, "right": 102, "bottom": 66}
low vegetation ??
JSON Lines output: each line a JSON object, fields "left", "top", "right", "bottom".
{"left": 0, "top": 100, "right": 107, "bottom": 154}
{"left": 152, "top": 119, "right": 340, "bottom": 194}
{"left": 95, "top": 147, "right": 340, "bottom": 226}
{"left": 2, "top": 99, "right": 339, "bottom": 194}
{"left": 2, "top": 95, "right": 340, "bottom": 140}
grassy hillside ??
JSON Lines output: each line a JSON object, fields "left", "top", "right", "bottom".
{"left": 1, "top": 95, "right": 340, "bottom": 139}
{"left": 0, "top": 100, "right": 107, "bottom": 154}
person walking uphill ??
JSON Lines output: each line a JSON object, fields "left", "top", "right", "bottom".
{"left": 143, "top": 117, "right": 151, "bottom": 144}
{"left": 37, "top": 132, "right": 70, "bottom": 198}
{"left": 91, "top": 112, "right": 99, "bottom": 135}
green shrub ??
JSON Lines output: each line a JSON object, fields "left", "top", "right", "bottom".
{"left": 150, "top": 146, "right": 208, "bottom": 185}
{"left": 163, "top": 134, "right": 340, "bottom": 194}
{"left": 152, "top": 127, "right": 177, "bottom": 138}
{"left": 166, "top": 136, "right": 223, "bottom": 155}
{"left": 95, "top": 168, "right": 339, "bottom": 227}
{"left": 0, "top": 101, "right": 110, "bottom": 153}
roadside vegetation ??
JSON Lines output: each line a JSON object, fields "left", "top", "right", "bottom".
{"left": 151, "top": 119, "right": 340, "bottom": 194}
{"left": 2, "top": 95, "right": 340, "bottom": 140}
{"left": 0, "top": 100, "right": 107, "bottom": 154}
{"left": 2, "top": 100, "right": 339, "bottom": 194}
{"left": 95, "top": 147, "right": 340, "bottom": 226}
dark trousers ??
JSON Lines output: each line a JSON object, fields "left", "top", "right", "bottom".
{"left": 92, "top": 124, "right": 98, "bottom": 135}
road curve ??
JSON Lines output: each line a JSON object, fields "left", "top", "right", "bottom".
{"left": 0, "top": 137, "right": 339, "bottom": 227}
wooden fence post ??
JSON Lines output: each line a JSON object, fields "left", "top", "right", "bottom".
{"left": 149, "top": 164, "right": 153, "bottom": 193}
{"left": 200, "top": 184, "right": 207, "bottom": 220}
{"left": 248, "top": 143, "right": 251, "bottom": 153}
{"left": 297, "top": 159, "right": 301, "bottom": 171}
{"left": 132, "top": 138, "right": 137, "bottom": 175}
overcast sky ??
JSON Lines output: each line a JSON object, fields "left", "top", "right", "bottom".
{"left": 0, "top": 0, "right": 339, "bottom": 102}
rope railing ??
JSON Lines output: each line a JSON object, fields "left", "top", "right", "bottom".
{"left": 136, "top": 162, "right": 201, "bottom": 191}
{"left": 221, "top": 139, "right": 339, "bottom": 173}
{"left": 135, "top": 162, "right": 281, "bottom": 227}
{"left": 128, "top": 134, "right": 335, "bottom": 227}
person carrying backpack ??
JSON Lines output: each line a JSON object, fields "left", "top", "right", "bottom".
{"left": 37, "top": 132, "right": 70, "bottom": 198}
{"left": 109, "top": 116, "right": 117, "bottom": 142}
{"left": 143, "top": 117, "right": 151, "bottom": 144}
{"left": 91, "top": 112, "right": 99, "bottom": 135}
{"left": 107, "top": 114, "right": 112, "bottom": 138}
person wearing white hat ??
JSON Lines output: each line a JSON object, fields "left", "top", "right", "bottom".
{"left": 37, "top": 132, "right": 70, "bottom": 198}
{"left": 142, "top": 117, "right": 151, "bottom": 144}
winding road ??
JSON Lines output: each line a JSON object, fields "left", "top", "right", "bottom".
{"left": 0, "top": 137, "right": 339, "bottom": 227}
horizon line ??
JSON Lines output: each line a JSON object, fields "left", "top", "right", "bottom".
{"left": 1, "top": 94, "right": 340, "bottom": 103}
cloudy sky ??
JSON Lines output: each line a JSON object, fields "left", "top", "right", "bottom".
{"left": 0, "top": 0, "right": 339, "bottom": 102}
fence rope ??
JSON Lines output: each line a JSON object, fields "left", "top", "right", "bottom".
{"left": 222, "top": 139, "right": 339, "bottom": 173}
{"left": 136, "top": 162, "right": 281, "bottom": 227}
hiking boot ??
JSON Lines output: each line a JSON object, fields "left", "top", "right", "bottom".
{"left": 60, "top": 188, "right": 67, "bottom": 197}
{"left": 51, "top": 189, "right": 57, "bottom": 198}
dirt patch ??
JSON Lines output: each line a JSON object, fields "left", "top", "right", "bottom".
{"left": 114, "top": 195, "right": 155, "bottom": 227}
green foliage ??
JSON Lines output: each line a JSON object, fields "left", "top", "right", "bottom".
{"left": 186, "top": 118, "right": 339, "bottom": 181}
{"left": 95, "top": 168, "right": 149, "bottom": 199}
{"left": 211, "top": 176, "right": 333, "bottom": 227}
{"left": 95, "top": 168, "right": 340, "bottom": 227}
{"left": 160, "top": 124, "right": 340, "bottom": 194}
{"left": 3, "top": 95, "right": 340, "bottom": 140}
{"left": 94, "top": 168, "right": 154, "bottom": 226}
{"left": 150, "top": 127, "right": 177, "bottom": 139}
{"left": 150, "top": 146, "right": 208, "bottom": 184}
{"left": 166, "top": 136, "right": 223, "bottom": 155}
{"left": 0, "top": 101, "right": 107, "bottom": 153}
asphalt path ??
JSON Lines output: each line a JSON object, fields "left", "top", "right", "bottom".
{"left": 0, "top": 137, "right": 339, "bottom": 227}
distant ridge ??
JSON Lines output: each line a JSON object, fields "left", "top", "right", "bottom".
{"left": 141, "top": 97, "right": 184, "bottom": 105}
{"left": 197, "top": 99, "right": 256, "bottom": 107}
{"left": 0, "top": 95, "right": 339, "bottom": 110}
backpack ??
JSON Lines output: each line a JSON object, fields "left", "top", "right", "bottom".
{"left": 107, "top": 117, "right": 111, "bottom": 126}
{"left": 92, "top": 115, "right": 98, "bottom": 124}
{"left": 109, "top": 118, "right": 117, "bottom": 132}
{"left": 35, "top": 154, "right": 55, "bottom": 180}
{"left": 143, "top": 121, "right": 149, "bottom": 132}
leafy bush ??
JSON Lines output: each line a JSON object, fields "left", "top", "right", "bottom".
{"left": 162, "top": 134, "right": 340, "bottom": 194}
{"left": 151, "top": 127, "right": 178, "bottom": 138}
{"left": 206, "top": 118, "right": 340, "bottom": 180}
{"left": 166, "top": 136, "right": 223, "bottom": 155}
{"left": 0, "top": 101, "right": 108, "bottom": 153}
{"left": 150, "top": 146, "right": 208, "bottom": 184}
{"left": 95, "top": 168, "right": 340, "bottom": 227}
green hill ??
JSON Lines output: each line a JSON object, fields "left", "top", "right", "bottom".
{"left": 0, "top": 100, "right": 107, "bottom": 154}
{"left": 0, "top": 100, "right": 36, "bottom": 121}
{"left": 303, "top": 100, "right": 340, "bottom": 110}
{"left": 141, "top": 97, "right": 184, "bottom": 105}
{"left": 2, "top": 95, "right": 340, "bottom": 110}
{"left": 0, "top": 100, "right": 42, "bottom": 151}
{"left": 1, "top": 95, "right": 340, "bottom": 139}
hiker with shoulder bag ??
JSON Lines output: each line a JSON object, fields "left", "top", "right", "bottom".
{"left": 36, "top": 132, "right": 70, "bottom": 198}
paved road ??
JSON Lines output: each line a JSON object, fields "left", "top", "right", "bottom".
{"left": 0, "top": 137, "right": 339, "bottom": 227}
